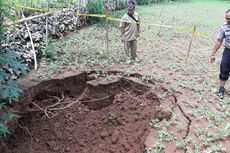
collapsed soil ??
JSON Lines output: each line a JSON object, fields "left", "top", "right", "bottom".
{"left": 1, "top": 71, "right": 173, "bottom": 153}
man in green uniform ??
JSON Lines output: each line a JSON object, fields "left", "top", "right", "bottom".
{"left": 120, "top": 1, "right": 140, "bottom": 61}
{"left": 211, "top": 9, "right": 230, "bottom": 99}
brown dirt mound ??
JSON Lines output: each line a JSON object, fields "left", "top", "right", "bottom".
{"left": 1, "top": 71, "right": 173, "bottom": 153}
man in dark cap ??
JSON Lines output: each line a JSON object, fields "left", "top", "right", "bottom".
{"left": 120, "top": 1, "right": 140, "bottom": 62}
{"left": 211, "top": 9, "right": 230, "bottom": 99}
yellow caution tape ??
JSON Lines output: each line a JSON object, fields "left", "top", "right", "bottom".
{"left": 83, "top": 14, "right": 205, "bottom": 37}
{"left": 108, "top": 17, "right": 204, "bottom": 36}
{"left": 148, "top": 23, "right": 193, "bottom": 31}
{"left": 194, "top": 31, "right": 206, "bottom": 38}
{"left": 9, "top": 6, "right": 207, "bottom": 37}
{"left": 16, "top": 4, "right": 45, "bottom": 12}
{"left": 75, "top": 13, "right": 106, "bottom": 18}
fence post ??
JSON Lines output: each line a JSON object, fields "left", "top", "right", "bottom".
{"left": 105, "top": 0, "right": 109, "bottom": 57}
{"left": 186, "top": 25, "right": 196, "bottom": 64}
{"left": 45, "top": 0, "right": 49, "bottom": 47}
{"left": 75, "top": 0, "right": 80, "bottom": 33}
{"left": 21, "top": 11, "right": 38, "bottom": 70}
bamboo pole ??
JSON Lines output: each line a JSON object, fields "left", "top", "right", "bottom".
{"left": 45, "top": 0, "right": 50, "bottom": 47}
{"left": 6, "top": 12, "right": 52, "bottom": 26}
{"left": 105, "top": 0, "right": 109, "bottom": 57}
{"left": 21, "top": 11, "right": 38, "bottom": 70}
{"left": 69, "top": 0, "right": 71, "bottom": 8}
{"left": 186, "top": 25, "right": 196, "bottom": 64}
{"left": 157, "top": 4, "right": 166, "bottom": 36}
{"left": 74, "top": 0, "right": 80, "bottom": 33}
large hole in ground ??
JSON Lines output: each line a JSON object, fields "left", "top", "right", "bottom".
{"left": 2, "top": 70, "right": 174, "bottom": 153}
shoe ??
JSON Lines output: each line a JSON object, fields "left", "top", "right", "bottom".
{"left": 125, "top": 59, "right": 132, "bottom": 64}
{"left": 217, "top": 87, "right": 225, "bottom": 99}
{"left": 217, "top": 91, "right": 224, "bottom": 99}
{"left": 134, "top": 58, "right": 141, "bottom": 62}
{"left": 130, "top": 58, "right": 141, "bottom": 64}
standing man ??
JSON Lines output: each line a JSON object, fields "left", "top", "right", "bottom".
{"left": 211, "top": 9, "right": 230, "bottom": 99}
{"left": 120, "top": 1, "right": 140, "bottom": 62}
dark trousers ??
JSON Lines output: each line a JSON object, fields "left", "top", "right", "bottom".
{"left": 220, "top": 48, "right": 230, "bottom": 81}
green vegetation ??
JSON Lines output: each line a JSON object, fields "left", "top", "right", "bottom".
{"left": 0, "top": 0, "right": 28, "bottom": 137}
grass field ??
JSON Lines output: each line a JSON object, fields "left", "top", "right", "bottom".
{"left": 31, "top": 0, "right": 230, "bottom": 152}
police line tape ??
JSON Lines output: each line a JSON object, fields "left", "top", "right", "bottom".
{"left": 76, "top": 14, "right": 206, "bottom": 37}
{"left": 16, "top": 4, "right": 45, "bottom": 12}
{"left": 14, "top": 4, "right": 206, "bottom": 37}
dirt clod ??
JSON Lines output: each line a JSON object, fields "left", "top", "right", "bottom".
{"left": 111, "top": 130, "right": 120, "bottom": 144}
{"left": 46, "top": 141, "right": 59, "bottom": 151}
{"left": 100, "top": 131, "right": 109, "bottom": 138}
{"left": 155, "top": 110, "right": 172, "bottom": 121}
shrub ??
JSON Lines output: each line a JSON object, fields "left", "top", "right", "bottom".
{"left": 0, "top": 0, "right": 28, "bottom": 137}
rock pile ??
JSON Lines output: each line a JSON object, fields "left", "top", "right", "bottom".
{"left": 2, "top": 8, "right": 88, "bottom": 64}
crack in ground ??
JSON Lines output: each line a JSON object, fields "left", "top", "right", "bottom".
{"left": 173, "top": 95, "right": 192, "bottom": 139}
{"left": 171, "top": 95, "right": 192, "bottom": 153}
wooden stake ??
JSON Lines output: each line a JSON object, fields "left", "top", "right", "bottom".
{"left": 74, "top": 0, "right": 80, "bottom": 33}
{"left": 45, "top": 0, "right": 50, "bottom": 47}
{"left": 157, "top": 5, "right": 166, "bottom": 36}
{"left": 6, "top": 12, "right": 52, "bottom": 26}
{"left": 105, "top": 0, "right": 109, "bottom": 57}
{"left": 68, "top": 0, "right": 71, "bottom": 8}
{"left": 186, "top": 25, "right": 196, "bottom": 64}
{"left": 21, "top": 11, "right": 38, "bottom": 70}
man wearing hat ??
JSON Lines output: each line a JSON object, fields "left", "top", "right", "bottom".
{"left": 120, "top": 1, "right": 140, "bottom": 61}
{"left": 211, "top": 9, "right": 230, "bottom": 99}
